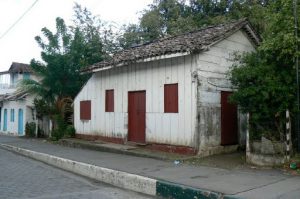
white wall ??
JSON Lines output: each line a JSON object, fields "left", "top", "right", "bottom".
{"left": 0, "top": 95, "right": 35, "bottom": 136}
{"left": 0, "top": 73, "right": 39, "bottom": 95}
{"left": 74, "top": 54, "right": 198, "bottom": 147}
{"left": 11, "top": 73, "right": 39, "bottom": 85}
{"left": 74, "top": 30, "right": 256, "bottom": 148}
{"left": 196, "top": 30, "right": 256, "bottom": 151}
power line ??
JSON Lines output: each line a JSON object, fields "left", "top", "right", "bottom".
{"left": 0, "top": 0, "right": 39, "bottom": 40}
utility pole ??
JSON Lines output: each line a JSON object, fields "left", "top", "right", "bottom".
{"left": 294, "top": 0, "right": 300, "bottom": 152}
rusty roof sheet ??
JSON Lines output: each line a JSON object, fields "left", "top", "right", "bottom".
{"left": 81, "top": 18, "right": 260, "bottom": 73}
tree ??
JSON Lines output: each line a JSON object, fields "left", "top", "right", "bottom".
{"left": 230, "top": 53, "right": 295, "bottom": 140}
{"left": 229, "top": 0, "right": 297, "bottom": 141}
{"left": 72, "top": 3, "right": 118, "bottom": 55}
{"left": 189, "top": 0, "right": 270, "bottom": 34}
{"left": 118, "top": 0, "right": 270, "bottom": 48}
{"left": 20, "top": 4, "right": 108, "bottom": 139}
{"left": 139, "top": 0, "right": 196, "bottom": 40}
{"left": 118, "top": 24, "right": 144, "bottom": 49}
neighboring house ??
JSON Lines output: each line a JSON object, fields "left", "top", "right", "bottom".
{"left": 0, "top": 62, "right": 38, "bottom": 136}
{"left": 74, "top": 19, "right": 260, "bottom": 156}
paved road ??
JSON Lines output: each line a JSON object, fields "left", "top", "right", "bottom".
{"left": 1, "top": 136, "right": 300, "bottom": 199}
{"left": 0, "top": 148, "right": 156, "bottom": 199}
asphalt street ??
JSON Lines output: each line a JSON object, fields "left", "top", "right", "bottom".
{"left": 0, "top": 148, "right": 156, "bottom": 199}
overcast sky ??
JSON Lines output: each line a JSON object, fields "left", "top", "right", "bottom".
{"left": 0, "top": 0, "right": 153, "bottom": 71}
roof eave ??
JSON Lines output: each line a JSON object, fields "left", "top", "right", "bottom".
{"left": 82, "top": 51, "right": 191, "bottom": 74}
{"left": 242, "top": 23, "right": 261, "bottom": 46}
{"left": 205, "top": 22, "right": 261, "bottom": 50}
{"left": 81, "top": 19, "right": 261, "bottom": 74}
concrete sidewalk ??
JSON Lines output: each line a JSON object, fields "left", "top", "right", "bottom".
{"left": 0, "top": 135, "right": 299, "bottom": 199}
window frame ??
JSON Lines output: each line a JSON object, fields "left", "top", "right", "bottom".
{"left": 164, "top": 83, "right": 178, "bottom": 113}
{"left": 80, "top": 100, "right": 91, "bottom": 120}
{"left": 105, "top": 89, "right": 114, "bottom": 112}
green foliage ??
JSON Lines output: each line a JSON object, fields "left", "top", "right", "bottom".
{"left": 20, "top": 4, "right": 110, "bottom": 140}
{"left": 118, "top": 24, "right": 144, "bottom": 49}
{"left": 37, "top": 126, "right": 46, "bottom": 138}
{"left": 51, "top": 116, "right": 76, "bottom": 140}
{"left": 30, "top": 15, "right": 98, "bottom": 101}
{"left": 65, "top": 125, "right": 76, "bottom": 138}
{"left": 25, "top": 122, "right": 36, "bottom": 137}
{"left": 25, "top": 4, "right": 108, "bottom": 101}
{"left": 260, "top": 0, "right": 297, "bottom": 62}
{"left": 51, "top": 114, "right": 67, "bottom": 141}
{"left": 140, "top": 0, "right": 196, "bottom": 38}
{"left": 33, "top": 98, "right": 52, "bottom": 120}
{"left": 230, "top": 52, "right": 295, "bottom": 140}
{"left": 118, "top": 0, "right": 270, "bottom": 47}
{"left": 229, "top": 0, "right": 298, "bottom": 141}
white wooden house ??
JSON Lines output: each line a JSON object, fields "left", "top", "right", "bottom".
{"left": 74, "top": 19, "right": 260, "bottom": 155}
{"left": 0, "top": 62, "right": 38, "bottom": 136}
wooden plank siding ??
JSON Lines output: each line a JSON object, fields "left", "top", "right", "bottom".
{"left": 74, "top": 30, "right": 256, "bottom": 149}
{"left": 74, "top": 53, "right": 197, "bottom": 147}
{"left": 196, "top": 30, "right": 255, "bottom": 153}
{"left": 105, "top": 90, "right": 114, "bottom": 112}
{"left": 164, "top": 84, "right": 178, "bottom": 113}
{"left": 80, "top": 100, "right": 91, "bottom": 120}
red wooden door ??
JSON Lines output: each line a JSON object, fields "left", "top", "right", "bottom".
{"left": 221, "top": 91, "right": 238, "bottom": 145}
{"left": 128, "top": 91, "right": 146, "bottom": 143}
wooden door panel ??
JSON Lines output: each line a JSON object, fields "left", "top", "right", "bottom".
{"left": 221, "top": 91, "right": 238, "bottom": 145}
{"left": 128, "top": 91, "right": 146, "bottom": 143}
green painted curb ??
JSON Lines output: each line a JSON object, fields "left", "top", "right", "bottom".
{"left": 223, "top": 195, "right": 242, "bottom": 199}
{"left": 156, "top": 180, "right": 223, "bottom": 199}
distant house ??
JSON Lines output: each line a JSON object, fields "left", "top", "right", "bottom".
{"left": 0, "top": 62, "right": 39, "bottom": 136}
{"left": 74, "top": 19, "right": 260, "bottom": 155}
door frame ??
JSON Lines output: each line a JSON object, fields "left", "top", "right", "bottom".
{"left": 3, "top": 109, "right": 7, "bottom": 131}
{"left": 221, "top": 91, "right": 238, "bottom": 146}
{"left": 128, "top": 90, "right": 146, "bottom": 144}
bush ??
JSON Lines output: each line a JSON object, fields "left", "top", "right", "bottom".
{"left": 50, "top": 115, "right": 76, "bottom": 140}
{"left": 25, "top": 122, "right": 36, "bottom": 137}
{"left": 50, "top": 115, "right": 67, "bottom": 141}
{"left": 65, "top": 125, "right": 76, "bottom": 138}
{"left": 51, "top": 129, "right": 63, "bottom": 141}
{"left": 37, "top": 127, "right": 46, "bottom": 138}
{"left": 229, "top": 52, "right": 295, "bottom": 142}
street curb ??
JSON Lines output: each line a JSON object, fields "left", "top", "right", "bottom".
{"left": 0, "top": 143, "right": 240, "bottom": 199}
{"left": 223, "top": 196, "right": 242, "bottom": 199}
{"left": 0, "top": 144, "right": 156, "bottom": 196}
{"left": 156, "top": 180, "right": 223, "bottom": 199}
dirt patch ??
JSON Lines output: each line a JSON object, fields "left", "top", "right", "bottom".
{"left": 282, "top": 154, "right": 300, "bottom": 176}
{"left": 183, "top": 152, "right": 248, "bottom": 170}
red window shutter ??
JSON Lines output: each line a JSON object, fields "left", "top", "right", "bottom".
{"left": 164, "top": 83, "right": 178, "bottom": 113}
{"left": 80, "top": 100, "right": 91, "bottom": 120}
{"left": 105, "top": 90, "right": 114, "bottom": 112}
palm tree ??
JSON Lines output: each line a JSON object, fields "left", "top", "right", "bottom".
{"left": 20, "top": 7, "right": 107, "bottom": 138}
